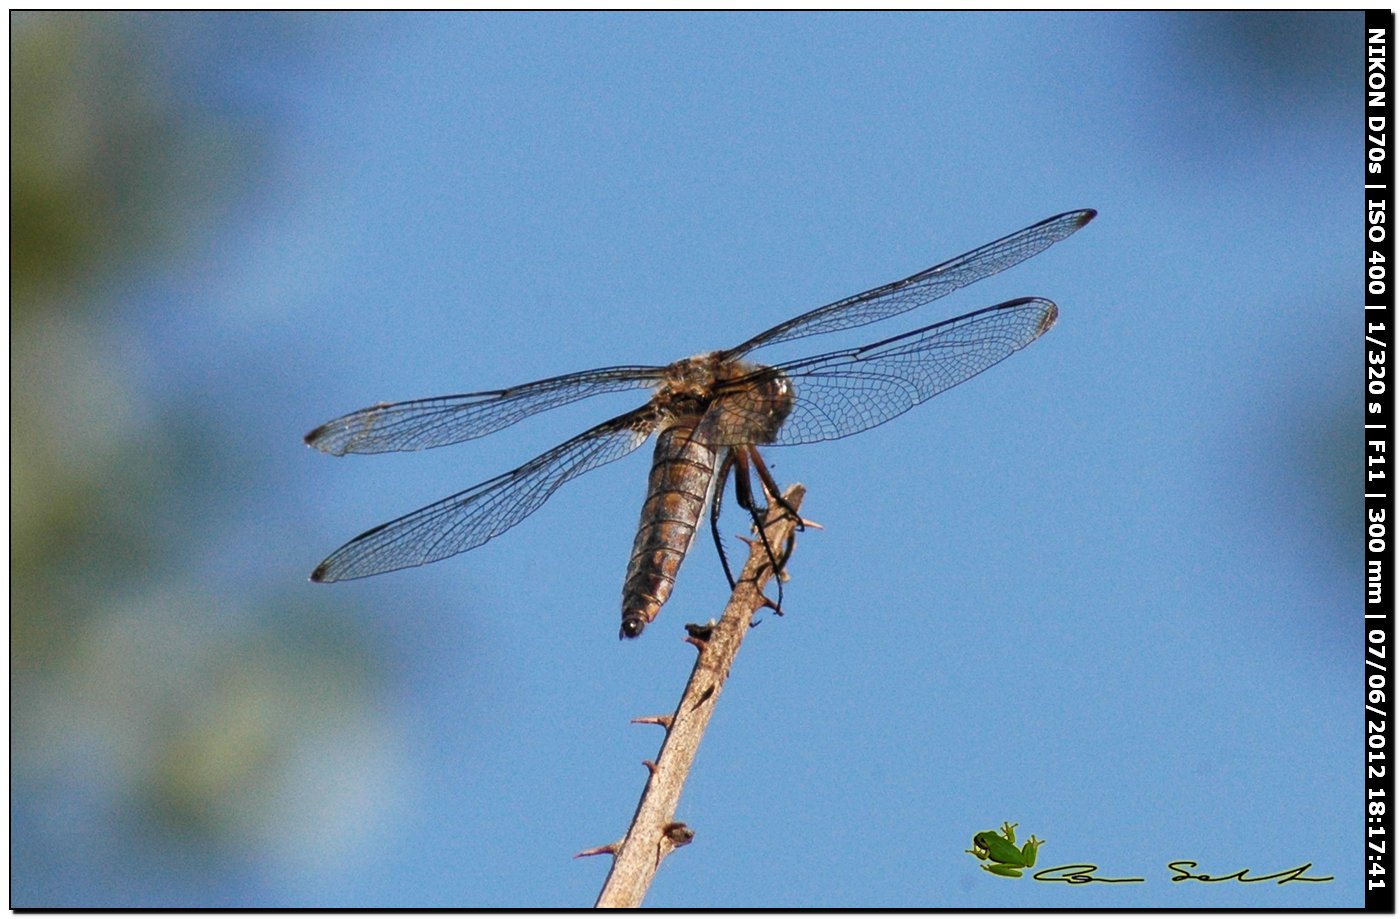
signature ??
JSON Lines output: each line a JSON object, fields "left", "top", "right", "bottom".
{"left": 1167, "top": 861, "right": 1334, "bottom": 885}
{"left": 1031, "top": 864, "right": 1144, "bottom": 884}
{"left": 1025, "top": 861, "right": 1333, "bottom": 885}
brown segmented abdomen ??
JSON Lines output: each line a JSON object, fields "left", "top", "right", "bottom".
{"left": 619, "top": 422, "right": 719, "bottom": 639}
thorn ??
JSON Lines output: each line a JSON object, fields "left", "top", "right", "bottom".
{"left": 631, "top": 714, "right": 673, "bottom": 730}
{"left": 574, "top": 842, "right": 618, "bottom": 859}
{"left": 798, "top": 516, "right": 823, "bottom": 530}
{"left": 734, "top": 536, "right": 779, "bottom": 579}
{"left": 684, "top": 621, "right": 715, "bottom": 642}
{"left": 662, "top": 822, "right": 695, "bottom": 847}
{"left": 655, "top": 822, "right": 696, "bottom": 867}
{"left": 642, "top": 759, "right": 658, "bottom": 775}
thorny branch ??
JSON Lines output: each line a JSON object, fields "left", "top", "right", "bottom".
{"left": 581, "top": 484, "right": 807, "bottom": 909}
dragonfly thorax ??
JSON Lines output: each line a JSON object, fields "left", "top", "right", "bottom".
{"left": 650, "top": 352, "right": 796, "bottom": 445}
{"left": 651, "top": 352, "right": 728, "bottom": 422}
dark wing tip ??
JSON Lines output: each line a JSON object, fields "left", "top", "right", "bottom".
{"left": 310, "top": 563, "right": 331, "bottom": 583}
{"left": 1074, "top": 208, "right": 1098, "bottom": 225}
{"left": 304, "top": 422, "right": 351, "bottom": 455}
{"left": 999, "top": 296, "right": 1059, "bottom": 337}
{"left": 304, "top": 424, "right": 329, "bottom": 448}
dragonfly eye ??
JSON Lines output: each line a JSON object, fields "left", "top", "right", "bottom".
{"left": 620, "top": 616, "right": 647, "bottom": 640}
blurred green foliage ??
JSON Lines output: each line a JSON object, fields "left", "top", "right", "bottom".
{"left": 11, "top": 15, "right": 386, "bottom": 901}
{"left": 12, "top": 13, "right": 235, "bottom": 310}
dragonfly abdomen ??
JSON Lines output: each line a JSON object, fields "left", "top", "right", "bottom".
{"left": 620, "top": 423, "right": 718, "bottom": 639}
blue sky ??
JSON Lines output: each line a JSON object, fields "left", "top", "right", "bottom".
{"left": 12, "top": 12, "right": 1360, "bottom": 908}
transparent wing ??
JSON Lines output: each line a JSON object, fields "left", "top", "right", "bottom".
{"left": 724, "top": 209, "right": 1093, "bottom": 357}
{"left": 305, "top": 365, "right": 664, "bottom": 456}
{"left": 705, "top": 297, "right": 1057, "bottom": 448}
{"left": 310, "top": 408, "right": 655, "bottom": 581}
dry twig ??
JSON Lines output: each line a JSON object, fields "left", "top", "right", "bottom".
{"left": 583, "top": 484, "right": 807, "bottom": 909}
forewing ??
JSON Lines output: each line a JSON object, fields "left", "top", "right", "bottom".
{"left": 310, "top": 408, "right": 654, "bottom": 581}
{"left": 305, "top": 365, "right": 663, "bottom": 455}
{"left": 706, "top": 297, "right": 1057, "bottom": 448}
{"left": 725, "top": 209, "right": 1093, "bottom": 357}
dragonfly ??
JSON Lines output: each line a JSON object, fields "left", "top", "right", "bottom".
{"left": 306, "top": 208, "right": 1096, "bottom": 638}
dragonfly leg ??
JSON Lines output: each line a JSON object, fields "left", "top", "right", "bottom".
{"left": 748, "top": 447, "right": 804, "bottom": 530}
{"left": 710, "top": 450, "right": 738, "bottom": 590}
{"left": 734, "top": 448, "right": 786, "bottom": 615}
